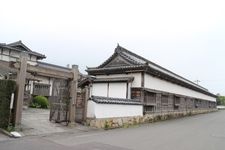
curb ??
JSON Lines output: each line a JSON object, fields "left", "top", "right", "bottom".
{"left": 0, "top": 128, "right": 13, "bottom": 137}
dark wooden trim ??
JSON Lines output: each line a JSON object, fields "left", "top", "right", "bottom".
{"left": 107, "top": 82, "right": 109, "bottom": 97}
{"left": 141, "top": 72, "right": 145, "bottom": 87}
{"left": 126, "top": 82, "right": 129, "bottom": 98}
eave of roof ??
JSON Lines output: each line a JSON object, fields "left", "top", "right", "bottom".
{"left": 78, "top": 76, "right": 134, "bottom": 88}
{"left": 94, "top": 77, "right": 134, "bottom": 83}
{"left": 37, "top": 61, "right": 71, "bottom": 72}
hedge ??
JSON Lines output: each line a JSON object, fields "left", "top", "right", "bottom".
{"left": 0, "top": 80, "right": 16, "bottom": 129}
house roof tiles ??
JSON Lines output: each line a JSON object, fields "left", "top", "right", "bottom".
{"left": 91, "top": 96, "right": 142, "bottom": 105}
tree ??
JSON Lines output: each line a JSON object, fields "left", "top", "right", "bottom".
{"left": 216, "top": 94, "right": 225, "bottom": 106}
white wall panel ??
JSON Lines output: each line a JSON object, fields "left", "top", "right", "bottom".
{"left": 92, "top": 83, "right": 108, "bottom": 97}
{"left": 108, "top": 83, "right": 127, "bottom": 98}
{"left": 144, "top": 74, "right": 216, "bottom": 102}
{"left": 87, "top": 101, "right": 96, "bottom": 118}
{"left": 87, "top": 101, "right": 143, "bottom": 119}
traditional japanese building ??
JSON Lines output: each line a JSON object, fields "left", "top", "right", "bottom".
{"left": 85, "top": 45, "right": 217, "bottom": 118}
{"left": 0, "top": 41, "right": 71, "bottom": 99}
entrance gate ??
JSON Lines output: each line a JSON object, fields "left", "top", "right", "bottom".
{"left": 49, "top": 79, "right": 70, "bottom": 123}
{"left": 10, "top": 53, "right": 79, "bottom": 127}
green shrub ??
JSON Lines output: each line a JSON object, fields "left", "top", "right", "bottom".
{"left": 33, "top": 96, "right": 49, "bottom": 109}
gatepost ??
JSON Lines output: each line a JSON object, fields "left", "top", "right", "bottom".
{"left": 15, "top": 52, "right": 28, "bottom": 129}
{"left": 68, "top": 65, "right": 79, "bottom": 126}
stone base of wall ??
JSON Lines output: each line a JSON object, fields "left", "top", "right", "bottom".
{"left": 86, "top": 109, "right": 218, "bottom": 129}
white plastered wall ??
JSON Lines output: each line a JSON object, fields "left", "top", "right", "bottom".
{"left": 108, "top": 82, "right": 127, "bottom": 98}
{"left": 91, "top": 82, "right": 127, "bottom": 98}
{"left": 96, "top": 73, "right": 142, "bottom": 87}
{"left": 92, "top": 83, "right": 108, "bottom": 97}
{"left": 144, "top": 74, "right": 216, "bottom": 102}
{"left": 87, "top": 101, "right": 143, "bottom": 119}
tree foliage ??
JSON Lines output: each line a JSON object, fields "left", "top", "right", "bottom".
{"left": 217, "top": 94, "right": 225, "bottom": 105}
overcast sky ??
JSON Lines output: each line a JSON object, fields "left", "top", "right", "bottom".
{"left": 0, "top": 0, "right": 224, "bottom": 95}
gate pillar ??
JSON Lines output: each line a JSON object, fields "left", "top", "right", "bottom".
{"left": 15, "top": 52, "right": 28, "bottom": 128}
{"left": 68, "top": 65, "right": 79, "bottom": 126}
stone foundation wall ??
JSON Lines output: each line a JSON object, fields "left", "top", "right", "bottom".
{"left": 86, "top": 109, "right": 217, "bottom": 129}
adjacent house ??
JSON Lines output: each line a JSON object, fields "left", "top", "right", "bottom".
{"left": 84, "top": 45, "right": 217, "bottom": 119}
{"left": 0, "top": 41, "right": 71, "bottom": 99}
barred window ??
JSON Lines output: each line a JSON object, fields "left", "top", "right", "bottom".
{"left": 161, "top": 95, "right": 168, "bottom": 104}
{"left": 144, "top": 92, "right": 156, "bottom": 104}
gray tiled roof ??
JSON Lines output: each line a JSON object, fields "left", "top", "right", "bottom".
{"left": 0, "top": 41, "right": 46, "bottom": 59}
{"left": 88, "top": 45, "right": 208, "bottom": 92}
{"left": 93, "top": 77, "right": 134, "bottom": 82}
{"left": 78, "top": 76, "right": 135, "bottom": 88}
{"left": 91, "top": 96, "right": 142, "bottom": 105}
{"left": 37, "top": 61, "right": 71, "bottom": 72}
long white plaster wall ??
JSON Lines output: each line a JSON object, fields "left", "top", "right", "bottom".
{"left": 96, "top": 73, "right": 142, "bottom": 87}
{"left": 87, "top": 101, "right": 143, "bottom": 119}
{"left": 144, "top": 74, "right": 216, "bottom": 102}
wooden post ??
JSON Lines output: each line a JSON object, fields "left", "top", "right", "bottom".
{"left": 68, "top": 65, "right": 79, "bottom": 126}
{"left": 15, "top": 52, "right": 28, "bottom": 128}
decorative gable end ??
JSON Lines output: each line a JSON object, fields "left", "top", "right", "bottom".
{"left": 103, "top": 55, "right": 133, "bottom": 68}
{"left": 11, "top": 45, "right": 28, "bottom": 51}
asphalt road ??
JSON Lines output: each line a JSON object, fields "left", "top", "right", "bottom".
{"left": 1, "top": 110, "right": 225, "bottom": 150}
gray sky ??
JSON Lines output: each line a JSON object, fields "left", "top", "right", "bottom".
{"left": 0, "top": 0, "right": 224, "bottom": 95}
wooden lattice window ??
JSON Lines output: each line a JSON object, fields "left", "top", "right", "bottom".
{"left": 174, "top": 96, "right": 180, "bottom": 110}
{"left": 131, "top": 88, "right": 142, "bottom": 99}
{"left": 195, "top": 99, "right": 200, "bottom": 108}
{"left": 144, "top": 92, "right": 156, "bottom": 104}
{"left": 161, "top": 95, "right": 168, "bottom": 105}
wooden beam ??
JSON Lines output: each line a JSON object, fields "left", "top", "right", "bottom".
{"left": 13, "top": 62, "right": 73, "bottom": 79}
{"left": 141, "top": 72, "right": 145, "bottom": 87}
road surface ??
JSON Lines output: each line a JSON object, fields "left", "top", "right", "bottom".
{"left": 0, "top": 110, "right": 225, "bottom": 150}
